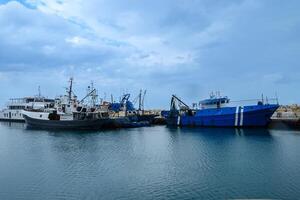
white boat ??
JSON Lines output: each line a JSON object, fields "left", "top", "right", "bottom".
{"left": 0, "top": 96, "right": 55, "bottom": 122}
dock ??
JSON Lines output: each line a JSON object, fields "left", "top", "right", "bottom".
{"left": 271, "top": 105, "right": 300, "bottom": 129}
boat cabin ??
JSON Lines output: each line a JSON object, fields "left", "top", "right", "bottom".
{"left": 8, "top": 97, "right": 55, "bottom": 110}
{"left": 199, "top": 96, "right": 230, "bottom": 109}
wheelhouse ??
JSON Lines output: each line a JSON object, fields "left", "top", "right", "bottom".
{"left": 199, "top": 96, "right": 230, "bottom": 109}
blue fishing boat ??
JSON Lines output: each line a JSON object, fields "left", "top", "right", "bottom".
{"left": 166, "top": 93, "right": 279, "bottom": 127}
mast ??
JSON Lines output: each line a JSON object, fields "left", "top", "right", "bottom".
{"left": 38, "top": 86, "right": 41, "bottom": 98}
{"left": 142, "top": 90, "right": 147, "bottom": 114}
{"left": 68, "top": 77, "right": 73, "bottom": 104}
{"left": 275, "top": 92, "right": 279, "bottom": 105}
{"left": 80, "top": 89, "right": 96, "bottom": 104}
{"left": 111, "top": 94, "right": 114, "bottom": 103}
{"left": 90, "top": 81, "right": 97, "bottom": 107}
{"left": 138, "top": 89, "right": 142, "bottom": 111}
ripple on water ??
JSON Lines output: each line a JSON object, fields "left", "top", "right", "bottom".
{"left": 1, "top": 123, "right": 300, "bottom": 199}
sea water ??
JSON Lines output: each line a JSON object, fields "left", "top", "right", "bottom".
{"left": 0, "top": 122, "right": 300, "bottom": 199}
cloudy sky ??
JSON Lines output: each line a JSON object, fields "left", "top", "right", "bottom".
{"left": 0, "top": 0, "right": 299, "bottom": 108}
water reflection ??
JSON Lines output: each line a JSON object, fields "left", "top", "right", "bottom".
{"left": 165, "top": 126, "right": 272, "bottom": 137}
{"left": 269, "top": 120, "right": 300, "bottom": 131}
{"left": 1, "top": 120, "right": 299, "bottom": 134}
{"left": 0, "top": 121, "right": 25, "bottom": 129}
{"left": 1, "top": 124, "right": 300, "bottom": 199}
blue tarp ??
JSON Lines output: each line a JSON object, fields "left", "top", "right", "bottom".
{"left": 109, "top": 101, "right": 135, "bottom": 112}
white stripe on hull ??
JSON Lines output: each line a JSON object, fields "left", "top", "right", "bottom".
{"left": 240, "top": 106, "right": 244, "bottom": 126}
{"left": 177, "top": 116, "right": 180, "bottom": 126}
{"left": 234, "top": 107, "right": 239, "bottom": 126}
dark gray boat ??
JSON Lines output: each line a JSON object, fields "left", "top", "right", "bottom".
{"left": 23, "top": 110, "right": 150, "bottom": 130}
{"left": 23, "top": 115, "right": 118, "bottom": 130}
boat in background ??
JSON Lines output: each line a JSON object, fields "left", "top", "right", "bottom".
{"left": 0, "top": 88, "right": 55, "bottom": 122}
{"left": 108, "top": 90, "right": 158, "bottom": 124}
{"left": 166, "top": 93, "right": 279, "bottom": 127}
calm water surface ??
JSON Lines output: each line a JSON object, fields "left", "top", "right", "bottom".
{"left": 1, "top": 122, "right": 300, "bottom": 200}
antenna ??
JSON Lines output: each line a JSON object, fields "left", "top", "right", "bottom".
{"left": 38, "top": 86, "right": 41, "bottom": 98}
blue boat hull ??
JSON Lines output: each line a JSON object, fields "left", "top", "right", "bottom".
{"left": 167, "top": 104, "right": 279, "bottom": 127}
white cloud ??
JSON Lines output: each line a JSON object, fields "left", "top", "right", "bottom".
{"left": 24, "top": 0, "right": 244, "bottom": 70}
{"left": 65, "top": 36, "right": 90, "bottom": 46}
{"left": 0, "top": 0, "right": 299, "bottom": 106}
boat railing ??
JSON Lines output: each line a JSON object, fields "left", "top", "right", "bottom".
{"left": 230, "top": 97, "right": 279, "bottom": 106}
{"left": 23, "top": 108, "right": 52, "bottom": 112}
{"left": 73, "top": 110, "right": 110, "bottom": 120}
{"left": 6, "top": 100, "right": 27, "bottom": 106}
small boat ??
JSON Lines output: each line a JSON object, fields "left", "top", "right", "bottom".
{"left": 166, "top": 93, "right": 279, "bottom": 127}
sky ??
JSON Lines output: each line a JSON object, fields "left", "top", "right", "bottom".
{"left": 0, "top": 0, "right": 299, "bottom": 109}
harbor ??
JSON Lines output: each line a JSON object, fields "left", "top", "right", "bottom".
{"left": 1, "top": 78, "right": 299, "bottom": 130}
{"left": 1, "top": 78, "right": 300, "bottom": 200}
{"left": 1, "top": 0, "right": 300, "bottom": 199}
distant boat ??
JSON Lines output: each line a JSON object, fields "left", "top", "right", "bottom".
{"left": 108, "top": 91, "right": 158, "bottom": 123}
{"left": 166, "top": 93, "right": 279, "bottom": 127}
{"left": 0, "top": 93, "right": 55, "bottom": 122}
